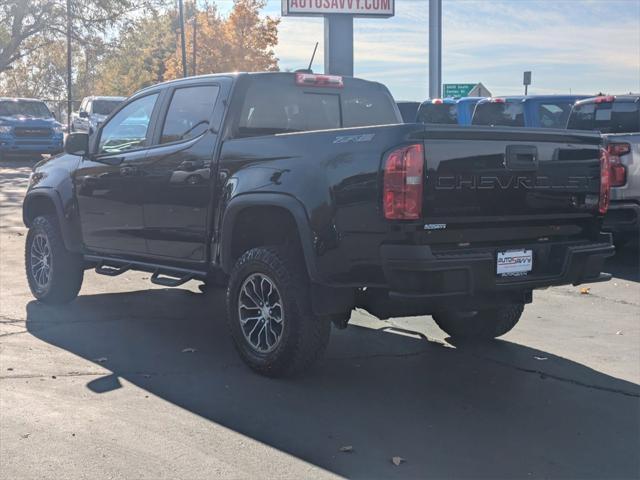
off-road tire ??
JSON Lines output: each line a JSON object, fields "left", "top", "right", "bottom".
{"left": 226, "top": 246, "right": 331, "bottom": 377}
{"left": 433, "top": 304, "right": 524, "bottom": 339}
{"left": 25, "top": 215, "right": 84, "bottom": 304}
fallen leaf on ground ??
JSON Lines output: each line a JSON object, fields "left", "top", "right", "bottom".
{"left": 579, "top": 287, "right": 590, "bottom": 295}
{"left": 94, "top": 357, "right": 107, "bottom": 363}
{"left": 339, "top": 446, "right": 353, "bottom": 453}
{"left": 392, "top": 456, "right": 405, "bottom": 466}
{"left": 20, "top": 433, "right": 30, "bottom": 439}
{"left": 182, "top": 347, "right": 197, "bottom": 353}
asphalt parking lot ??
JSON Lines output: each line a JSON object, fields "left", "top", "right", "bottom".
{"left": 1, "top": 156, "right": 639, "bottom": 480}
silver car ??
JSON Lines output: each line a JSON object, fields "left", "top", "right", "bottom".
{"left": 568, "top": 95, "right": 640, "bottom": 248}
{"left": 71, "top": 96, "right": 126, "bottom": 134}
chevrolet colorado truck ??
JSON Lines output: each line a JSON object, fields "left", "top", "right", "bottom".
{"left": 567, "top": 95, "right": 640, "bottom": 248}
{"left": 23, "top": 72, "right": 614, "bottom": 377}
{"left": 0, "top": 97, "right": 64, "bottom": 159}
{"left": 472, "top": 95, "right": 589, "bottom": 129}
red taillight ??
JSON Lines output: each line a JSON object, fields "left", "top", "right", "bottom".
{"left": 490, "top": 97, "right": 506, "bottom": 103}
{"left": 383, "top": 144, "right": 424, "bottom": 220}
{"left": 595, "top": 95, "right": 615, "bottom": 104}
{"left": 432, "top": 98, "right": 444, "bottom": 104}
{"left": 295, "top": 73, "right": 343, "bottom": 88}
{"left": 599, "top": 147, "right": 611, "bottom": 214}
{"left": 607, "top": 142, "right": 630, "bottom": 187}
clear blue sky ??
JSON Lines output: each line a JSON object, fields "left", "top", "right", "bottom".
{"left": 217, "top": 0, "right": 640, "bottom": 100}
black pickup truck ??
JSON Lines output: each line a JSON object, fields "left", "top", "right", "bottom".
{"left": 23, "top": 72, "right": 614, "bottom": 377}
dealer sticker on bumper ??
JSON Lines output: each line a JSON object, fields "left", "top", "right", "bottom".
{"left": 497, "top": 249, "right": 533, "bottom": 276}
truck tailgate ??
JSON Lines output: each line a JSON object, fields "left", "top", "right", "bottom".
{"left": 422, "top": 126, "right": 603, "bottom": 221}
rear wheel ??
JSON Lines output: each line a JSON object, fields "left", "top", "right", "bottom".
{"left": 433, "top": 304, "right": 524, "bottom": 339}
{"left": 25, "top": 215, "right": 84, "bottom": 304}
{"left": 226, "top": 246, "right": 330, "bottom": 377}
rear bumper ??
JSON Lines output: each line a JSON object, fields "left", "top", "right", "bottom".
{"left": 603, "top": 202, "right": 640, "bottom": 236}
{"left": 380, "top": 233, "right": 614, "bottom": 301}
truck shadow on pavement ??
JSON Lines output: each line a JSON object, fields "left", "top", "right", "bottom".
{"left": 26, "top": 289, "right": 639, "bottom": 479}
{"left": 605, "top": 242, "right": 640, "bottom": 282}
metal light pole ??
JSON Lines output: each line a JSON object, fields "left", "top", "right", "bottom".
{"left": 66, "top": 0, "right": 72, "bottom": 132}
{"left": 191, "top": 12, "right": 197, "bottom": 76}
{"left": 428, "top": 0, "right": 442, "bottom": 99}
{"left": 178, "top": 0, "right": 188, "bottom": 77}
{"left": 324, "top": 15, "right": 354, "bottom": 76}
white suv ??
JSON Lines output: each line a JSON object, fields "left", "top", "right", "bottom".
{"left": 71, "top": 96, "right": 125, "bottom": 134}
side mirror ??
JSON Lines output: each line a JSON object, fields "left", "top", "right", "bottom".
{"left": 64, "top": 133, "right": 90, "bottom": 156}
{"left": 79, "top": 111, "right": 89, "bottom": 118}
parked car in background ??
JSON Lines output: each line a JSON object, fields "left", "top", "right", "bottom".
{"left": 71, "top": 96, "right": 126, "bottom": 134}
{"left": 472, "top": 95, "right": 588, "bottom": 129}
{"left": 568, "top": 95, "right": 640, "bottom": 247}
{"left": 0, "top": 97, "right": 64, "bottom": 160}
{"left": 23, "top": 72, "right": 612, "bottom": 377}
{"left": 416, "top": 97, "right": 484, "bottom": 126}
{"left": 396, "top": 101, "right": 421, "bottom": 123}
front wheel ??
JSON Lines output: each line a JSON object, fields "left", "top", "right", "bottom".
{"left": 226, "top": 246, "right": 330, "bottom": 377}
{"left": 25, "top": 215, "right": 84, "bottom": 304}
{"left": 433, "top": 304, "right": 524, "bottom": 339}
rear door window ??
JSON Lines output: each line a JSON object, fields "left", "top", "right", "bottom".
{"left": 473, "top": 101, "right": 525, "bottom": 127}
{"left": 160, "top": 85, "right": 220, "bottom": 144}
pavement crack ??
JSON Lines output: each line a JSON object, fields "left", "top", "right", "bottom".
{"left": 327, "top": 349, "right": 431, "bottom": 361}
{"left": 473, "top": 353, "right": 640, "bottom": 398}
{"left": 0, "top": 330, "right": 28, "bottom": 338}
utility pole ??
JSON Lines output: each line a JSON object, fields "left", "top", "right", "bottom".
{"left": 428, "top": 0, "right": 442, "bottom": 99}
{"left": 66, "top": 0, "right": 72, "bottom": 132}
{"left": 178, "top": 0, "right": 188, "bottom": 77}
{"left": 191, "top": 8, "right": 197, "bottom": 76}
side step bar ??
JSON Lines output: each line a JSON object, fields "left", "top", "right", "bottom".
{"left": 86, "top": 255, "right": 207, "bottom": 287}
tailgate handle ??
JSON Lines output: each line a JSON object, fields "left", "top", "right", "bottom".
{"left": 505, "top": 145, "right": 538, "bottom": 170}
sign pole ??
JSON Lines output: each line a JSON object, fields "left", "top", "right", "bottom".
{"left": 324, "top": 14, "right": 354, "bottom": 76}
{"left": 428, "top": 0, "right": 442, "bottom": 98}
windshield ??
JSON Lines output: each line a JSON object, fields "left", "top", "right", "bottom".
{"left": 92, "top": 100, "right": 122, "bottom": 116}
{"left": 417, "top": 103, "right": 457, "bottom": 124}
{"left": 237, "top": 75, "right": 399, "bottom": 137}
{"left": 567, "top": 101, "right": 640, "bottom": 133}
{"left": 473, "top": 101, "right": 525, "bottom": 127}
{"left": 0, "top": 100, "right": 52, "bottom": 118}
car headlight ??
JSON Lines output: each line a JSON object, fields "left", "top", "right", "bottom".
{"left": 0, "top": 125, "right": 12, "bottom": 134}
{"left": 52, "top": 125, "right": 64, "bottom": 135}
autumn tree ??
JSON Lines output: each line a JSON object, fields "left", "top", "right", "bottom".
{"left": 164, "top": 0, "right": 279, "bottom": 79}
{"left": 95, "top": 12, "right": 177, "bottom": 96}
{"left": 0, "top": 0, "right": 155, "bottom": 74}
{"left": 223, "top": 0, "right": 279, "bottom": 72}
{"left": 0, "top": 37, "right": 67, "bottom": 98}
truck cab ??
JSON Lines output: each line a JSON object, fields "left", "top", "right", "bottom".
{"left": 71, "top": 96, "right": 126, "bottom": 134}
{"left": 416, "top": 97, "right": 484, "bottom": 126}
{"left": 0, "top": 98, "right": 64, "bottom": 159}
{"left": 472, "top": 95, "right": 589, "bottom": 129}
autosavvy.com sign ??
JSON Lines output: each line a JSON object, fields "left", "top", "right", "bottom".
{"left": 282, "top": 0, "right": 394, "bottom": 17}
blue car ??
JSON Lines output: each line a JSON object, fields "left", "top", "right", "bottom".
{"left": 416, "top": 97, "right": 484, "bottom": 125}
{"left": 472, "top": 95, "right": 589, "bottom": 129}
{"left": 0, "top": 98, "right": 64, "bottom": 160}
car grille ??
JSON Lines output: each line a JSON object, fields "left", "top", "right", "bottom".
{"left": 14, "top": 127, "right": 52, "bottom": 138}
